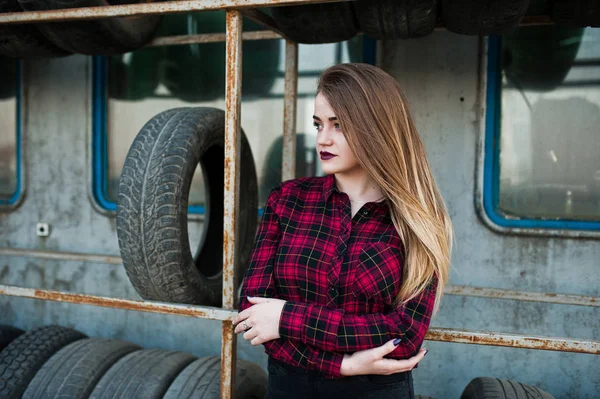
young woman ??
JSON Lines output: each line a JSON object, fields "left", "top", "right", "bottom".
{"left": 234, "top": 63, "right": 453, "bottom": 399}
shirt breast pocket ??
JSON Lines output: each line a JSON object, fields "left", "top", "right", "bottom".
{"left": 352, "top": 243, "right": 403, "bottom": 309}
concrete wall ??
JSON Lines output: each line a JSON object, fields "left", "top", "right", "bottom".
{"left": 0, "top": 31, "right": 598, "bottom": 398}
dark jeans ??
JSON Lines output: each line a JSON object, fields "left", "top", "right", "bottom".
{"left": 265, "top": 357, "right": 414, "bottom": 399}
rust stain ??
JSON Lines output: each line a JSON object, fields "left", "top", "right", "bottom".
{"left": 221, "top": 321, "right": 236, "bottom": 398}
{"left": 425, "top": 328, "right": 600, "bottom": 355}
{"left": 33, "top": 289, "right": 205, "bottom": 317}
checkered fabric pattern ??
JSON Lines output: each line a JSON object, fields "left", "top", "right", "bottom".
{"left": 239, "top": 174, "right": 437, "bottom": 378}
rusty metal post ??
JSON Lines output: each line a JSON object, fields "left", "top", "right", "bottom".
{"left": 222, "top": 9, "right": 242, "bottom": 399}
{"left": 282, "top": 40, "right": 298, "bottom": 181}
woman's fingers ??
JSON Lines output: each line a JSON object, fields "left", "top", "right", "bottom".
{"left": 243, "top": 327, "right": 258, "bottom": 341}
{"left": 388, "top": 348, "right": 427, "bottom": 373}
{"left": 232, "top": 309, "right": 249, "bottom": 328}
{"left": 376, "top": 339, "right": 403, "bottom": 357}
{"left": 371, "top": 347, "right": 428, "bottom": 374}
{"left": 233, "top": 316, "right": 249, "bottom": 334}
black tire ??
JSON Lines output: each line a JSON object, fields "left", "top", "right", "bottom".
{"left": 271, "top": 2, "right": 358, "bottom": 44}
{"left": 116, "top": 107, "right": 258, "bottom": 307}
{"left": 354, "top": 0, "right": 438, "bottom": 40}
{"left": 502, "top": 25, "right": 584, "bottom": 92}
{"left": 0, "top": 325, "right": 23, "bottom": 352}
{"left": 163, "top": 356, "right": 268, "bottom": 399}
{"left": 89, "top": 349, "right": 196, "bottom": 399}
{"left": 441, "top": 0, "right": 530, "bottom": 35}
{"left": 17, "top": 0, "right": 162, "bottom": 55}
{"left": 551, "top": 0, "right": 600, "bottom": 27}
{"left": 0, "top": 0, "right": 68, "bottom": 58}
{"left": 0, "top": 325, "right": 87, "bottom": 399}
{"left": 461, "top": 377, "right": 556, "bottom": 399}
{"left": 22, "top": 338, "right": 141, "bottom": 399}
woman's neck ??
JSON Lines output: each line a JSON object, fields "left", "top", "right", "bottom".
{"left": 334, "top": 171, "right": 383, "bottom": 203}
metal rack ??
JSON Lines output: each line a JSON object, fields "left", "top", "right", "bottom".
{"left": 0, "top": 1, "right": 599, "bottom": 398}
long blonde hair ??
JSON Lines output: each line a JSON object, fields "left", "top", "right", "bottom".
{"left": 317, "top": 63, "right": 453, "bottom": 313}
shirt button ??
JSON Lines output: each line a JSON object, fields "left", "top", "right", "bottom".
{"left": 362, "top": 210, "right": 369, "bottom": 215}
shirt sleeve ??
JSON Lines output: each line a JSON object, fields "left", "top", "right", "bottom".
{"left": 279, "top": 277, "right": 437, "bottom": 358}
{"left": 239, "top": 184, "right": 282, "bottom": 312}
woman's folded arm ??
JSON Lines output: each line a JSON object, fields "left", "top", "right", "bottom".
{"left": 278, "top": 277, "right": 437, "bottom": 358}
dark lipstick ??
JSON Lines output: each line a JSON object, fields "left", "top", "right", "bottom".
{"left": 320, "top": 151, "right": 336, "bottom": 160}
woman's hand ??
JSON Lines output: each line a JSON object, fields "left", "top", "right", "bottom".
{"left": 340, "top": 340, "right": 428, "bottom": 376}
{"left": 233, "top": 296, "right": 286, "bottom": 345}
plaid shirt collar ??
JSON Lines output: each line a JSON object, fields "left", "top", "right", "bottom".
{"left": 322, "top": 173, "right": 339, "bottom": 201}
{"left": 322, "top": 173, "right": 390, "bottom": 219}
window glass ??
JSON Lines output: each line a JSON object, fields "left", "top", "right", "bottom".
{"left": 0, "top": 57, "right": 19, "bottom": 203}
{"left": 99, "top": 11, "right": 366, "bottom": 211}
{"left": 497, "top": 26, "right": 600, "bottom": 222}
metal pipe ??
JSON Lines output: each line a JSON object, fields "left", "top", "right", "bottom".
{"left": 425, "top": 327, "right": 600, "bottom": 354}
{"left": 0, "top": 284, "right": 237, "bottom": 320}
{"left": 222, "top": 9, "right": 243, "bottom": 399}
{"left": 148, "top": 30, "right": 281, "bottom": 47}
{"left": 0, "top": 0, "right": 348, "bottom": 25}
{"left": 281, "top": 40, "right": 298, "bottom": 182}
{"left": 445, "top": 284, "right": 599, "bottom": 307}
{"left": 0, "top": 284, "right": 597, "bottom": 354}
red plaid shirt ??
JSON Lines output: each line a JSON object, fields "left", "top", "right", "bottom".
{"left": 239, "top": 174, "right": 437, "bottom": 378}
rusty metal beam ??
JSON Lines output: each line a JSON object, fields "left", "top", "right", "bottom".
{"left": 221, "top": 9, "right": 243, "bottom": 399}
{"left": 281, "top": 39, "right": 298, "bottom": 182}
{"left": 148, "top": 30, "right": 281, "bottom": 47}
{"left": 0, "top": 284, "right": 237, "bottom": 320}
{"left": 425, "top": 327, "right": 600, "bottom": 354}
{"left": 445, "top": 284, "right": 599, "bottom": 307}
{"left": 0, "top": 0, "right": 348, "bottom": 25}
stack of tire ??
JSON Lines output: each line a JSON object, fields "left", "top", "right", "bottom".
{"left": 0, "top": 0, "right": 162, "bottom": 58}
{"left": 0, "top": 324, "right": 267, "bottom": 398}
{"left": 268, "top": 0, "right": 600, "bottom": 43}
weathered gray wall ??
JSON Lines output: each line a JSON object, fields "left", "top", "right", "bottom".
{"left": 381, "top": 32, "right": 599, "bottom": 398}
{"left": 0, "top": 32, "right": 598, "bottom": 399}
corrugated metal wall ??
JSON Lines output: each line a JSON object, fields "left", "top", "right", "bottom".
{"left": 0, "top": 31, "right": 598, "bottom": 398}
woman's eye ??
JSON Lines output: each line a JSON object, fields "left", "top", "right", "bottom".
{"left": 334, "top": 123, "right": 341, "bottom": 130}
{"left": 313, "top": 122, "right": 323, "bottom": 131}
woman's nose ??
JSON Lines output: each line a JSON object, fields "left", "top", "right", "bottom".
{"left": 317, "top": 128, "right": 333, "bottom": 146}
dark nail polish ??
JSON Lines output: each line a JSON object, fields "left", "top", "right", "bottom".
{"left": 424, "top": 349, "right": 429, "bottom": 356}
{"left": 393, "top": 338, "right": 401, "bottom": 346}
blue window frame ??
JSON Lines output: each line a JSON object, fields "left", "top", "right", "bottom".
{"left": 91, "top": 15, "right": 375, "bottom": 215}
{"left": 0, "top": 59, "right": 23, "bottom": 208}
{"left": 483, "top": 31, "right": 600, "bottom": 231}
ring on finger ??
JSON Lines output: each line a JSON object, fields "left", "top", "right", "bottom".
{"left": 243, "top": 321, "right": 249, "bottom": 330}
